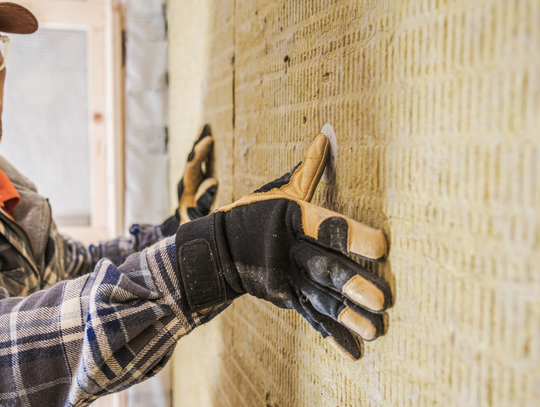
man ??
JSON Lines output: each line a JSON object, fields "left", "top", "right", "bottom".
{"left": 0, "top": 3, "right": 393, "bottom": 406}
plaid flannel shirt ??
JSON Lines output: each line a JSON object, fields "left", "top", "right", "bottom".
{"left": 0, "top": 234, "right": 229, "bottom": 407}
{"left": 0, "top": 155, "right": 171, "bottom": 299}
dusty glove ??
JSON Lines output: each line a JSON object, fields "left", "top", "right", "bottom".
{"left": 161, "top": 124, "right": 218, "bottom": 235}
{"left": 175, "top": 134, "right": 392, "bottom": 360}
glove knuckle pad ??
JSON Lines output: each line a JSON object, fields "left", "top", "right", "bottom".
{"left": 302, "top": 283, "right": 343, "bottom": 319}
{"left": 305, "top": 255, "right": 350, "bottom": 289}
{"left": 302, "top": 202, "right": 388, "bottom": 261}
{"left": 318, "top": 217, "right": 348, "bottom": 252}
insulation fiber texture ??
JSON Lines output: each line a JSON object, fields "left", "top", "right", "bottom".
{"left": 168, "top": 1, "right": 540, "bottom": 406}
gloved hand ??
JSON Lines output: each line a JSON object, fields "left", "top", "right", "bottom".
{"left": 161, "top": 124, "right": 218, "bottom": 235}
{"left": 176, "top": 134, "right": 392, "bottom": 360}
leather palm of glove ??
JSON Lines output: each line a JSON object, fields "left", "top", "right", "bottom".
{"left": 161, "top": 124, "right": 218, "bottom": 236}
{"left": 176, "top": 134, "right": 392, "bottom": 360}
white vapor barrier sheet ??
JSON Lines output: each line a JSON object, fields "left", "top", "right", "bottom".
{"left": 124, "top": 0, "right": 169, "bottom": 231}
{"left": 123, "top": 0, "right": 172, "bottom": 406}
{"left": 0, "top": 28, "right": 90, "bottom": 226}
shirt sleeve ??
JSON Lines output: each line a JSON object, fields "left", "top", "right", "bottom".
{"left": 61, "top": 224, "right": 167, "bottom": 280}
{"left": 0, "top": 234, "right": 229, "bottom": 407}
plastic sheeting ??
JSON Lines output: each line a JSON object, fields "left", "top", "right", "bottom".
{"left": 124, "top": 0, "right": 169, "bottom": 231}
{"left": 123, "top": 0, "right": 171, "bottom": 406}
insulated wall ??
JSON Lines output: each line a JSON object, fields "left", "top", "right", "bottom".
{"left": 168, "top": 1, "right": 540, "bottom": 406}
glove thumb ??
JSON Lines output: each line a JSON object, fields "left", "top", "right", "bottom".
{"left": 251, "top": 134, "right": 330, "bottom": 202}
{"left": 279, "top": 133, "right": 330, "bottom": 202}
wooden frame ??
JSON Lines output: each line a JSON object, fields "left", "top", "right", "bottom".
{"left": 13, "top": 0, "right": 125, "bottom": 244}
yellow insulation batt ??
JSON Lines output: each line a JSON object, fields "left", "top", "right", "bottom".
{"left": 168, "top": 1, "right": 540, "bottom": 406}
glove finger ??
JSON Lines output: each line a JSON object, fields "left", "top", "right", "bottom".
{"left": 294, "top": 241, "right": 392, "bottom": 313}
{"left": 299, "top": 295, "right": 363, "bottom": 361}
{"left": 279, "top": 133, "right": 329, "bottom": 202}
{"left": 298, "top": 200, "right": 388, "bottom": 262}
{"left": 297, "top": 275, "right": 384, "bottom": 341}
{"left": 188, "top": 124, "right": 212, "bottom": 158}
{"left": 183, "top": 135, "right": 213, "bottom": 195}
{"left": 189, "top": 135, "right": 213, "bottom": 165}
{"left": 289, "top": 296, "right": 328, "bottom": 337}
{"left": 186, "top": 177, "right": 218, "bottom": 221}
{"left": 178, "top": 124, "right": 212, "bottom": 200}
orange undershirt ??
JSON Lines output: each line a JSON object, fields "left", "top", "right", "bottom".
{"left": 0, "top": 169, "right": 20, "bottom": 220}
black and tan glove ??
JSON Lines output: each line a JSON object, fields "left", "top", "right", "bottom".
{"left": 175, "top": 134, "right": 392, "bottom": 360}
{"left": 161, "top": 124, "right": 218, "bottom": 235}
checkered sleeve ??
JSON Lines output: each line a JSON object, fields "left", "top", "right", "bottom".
{"left": 0, "top": 235, "right": 229, "bottom": 407}
{"left": 62, "top": 224, "right": 167, "bottom": 282}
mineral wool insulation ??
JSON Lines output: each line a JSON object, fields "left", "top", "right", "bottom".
{"left": 168, "top": 1, "right": 540, "bottom": 406}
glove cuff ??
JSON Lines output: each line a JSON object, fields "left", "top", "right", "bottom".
{"left": 175, "top": 214, "right": 244, "bottom": 312}
{"left": 160, "top": 211, "right": 180, "bottom": 237}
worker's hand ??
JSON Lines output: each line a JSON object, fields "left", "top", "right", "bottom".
{"left": 177, "top": 124, "right": 218, "bottom": 224}
{"left": 161, "top": 125, "right": 218, "bottom": 237}
{"left": 176, "top": 134, "right": 392, "bottom": 361}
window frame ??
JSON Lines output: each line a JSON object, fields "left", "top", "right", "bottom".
{"left": 13, "top": 0, "right": 125, "bottom": 244}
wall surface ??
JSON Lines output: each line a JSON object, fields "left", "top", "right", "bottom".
{"left": 168, "top": 1, "right": 540, "bottom": 406}
{"left": 167, "top": 0, "right": 235, "bottom": 210}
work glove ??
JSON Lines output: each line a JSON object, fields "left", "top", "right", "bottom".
{"left": 175, "top": 133, "right": 392, "bottom": 360}
{"left": 161, "top": 124, "right": 218, "bottom": 236}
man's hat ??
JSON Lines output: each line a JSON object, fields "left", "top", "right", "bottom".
{"left": 0, "top": 2, "right": 37, "bottom": 34}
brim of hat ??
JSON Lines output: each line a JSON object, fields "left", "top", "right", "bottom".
{"left": 0, "top": 2, "right": 38, "bottom": 34}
